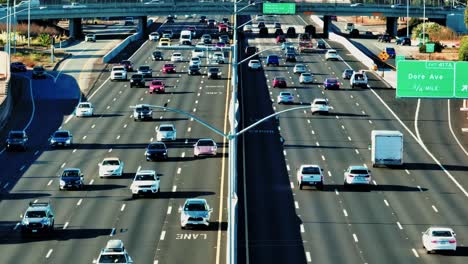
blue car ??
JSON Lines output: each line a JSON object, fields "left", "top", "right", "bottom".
{"left": 266, "top": 54, "right": 279, "bottom": 66}
{"left": 385, "top": 47, "right": 396, "bottom": 58}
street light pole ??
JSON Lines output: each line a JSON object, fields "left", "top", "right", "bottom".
{"left": 423, "top": 0, "right": 426, "bottom": 45}
{"left": 406, "top": 0, "right": 409, "bottom": 37}
{"left": 28, "top": 0, "right": 31, "bottom": 47}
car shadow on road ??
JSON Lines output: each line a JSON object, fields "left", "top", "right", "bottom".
{"left": 403, "top": 162, "right": 468, "bottom": 172}
{"left": 0, "top": 192, "right": 51, "bottom": 200}
{"left": 152, "top": 191, "right": 215, "bottom": 199}
{"left": 333, "top": 112, "right": 369, "bottom": 118}
{"left": 437, "top": 246, "right": 468, "bottom": 256}
{"left": 320, "top": 184, "right": 427, "bottom": 192}
{"left": 0, "top": 228, "right": 113, "bottom": 244}
{"left": 85, "top": 184, "right": 127, "bottom": 191}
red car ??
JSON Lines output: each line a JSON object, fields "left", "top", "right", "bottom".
{"left": 162, "top": 64, "right": 176, "bottom": 73}
{"left": 276, "top": 35, "right": 286, "bottom": 43}
{"left": 218, "top": 23, "right": 228, "bottom": 33}
{"left": 149, "top": 80, "right": 165, "bottom": 93}
{"left": 120, "top": 60, "right": 134, "bottom": 72}
{"left": 273, "top": 77, "right": 287, "bottom": 88}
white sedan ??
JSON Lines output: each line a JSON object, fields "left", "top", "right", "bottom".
{"left": 192, "top": 49, "right": 205, "bottom": 58}
{"left": 248, "top": 59, "right": 262, "bottom": 70}
{"left": 277, "top": 91, "right": 294, "bottom": 104}
{"left": 156, "top": 124, "right": 177, "bottom": 141}
{"left": 148, "top": 32, "right": 160, "bottom": 41}
{"left": 189, "top": 57, "right": 202, "bottom": 66}
{"left": 293, "top": 64, "right": 307, "bottom": 74}
{"left": 311, "top": 98, "right": 329, "bottom": 114}
{"left": 98, "top": 157, "right": 124, "bottom": 177}
{"left": 422, "top": 226, "right": 457, "bottom": 253}
{"left": 75, "top": 102, "right": 94, "bottom": 117}
{"left": 299, "top": 72, "right": 313, "bottom": 84}
{"left": 171, "top": 52, "right": 184, "bottom": 62}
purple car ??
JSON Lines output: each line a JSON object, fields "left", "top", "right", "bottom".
{"left": 323, "top": 78, "right": 340, "bottom": 90}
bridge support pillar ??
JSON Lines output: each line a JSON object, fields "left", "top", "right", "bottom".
{"left": 138, "top": 16, "right": 148, "bottom": 37}
{"left": 69, "top": 18, "right": 83, "bottom": 39}
{"left": 386, "top": 17, "right": 398, "bottom": 37}
{"left": 323, "top": 15, "right": 331, "bottom": 38}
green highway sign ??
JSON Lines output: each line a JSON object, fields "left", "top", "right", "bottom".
{"left": 426, "top": 43, "right": 435, "bottom": 53}
{"left": 455, "top": 62, "right": 468, "bottom": 98}
{"left": 397, "top": 61, "right": 468, "bottom": 98}
{"left": 263, "top": 3, "right": 296, "bottom": 14}
{"left": 395, "top": 55, "right": 405, "bottom": 66}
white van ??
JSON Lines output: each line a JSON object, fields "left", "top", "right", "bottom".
{"left": 179, "top": 30, "right": 192, "bottom": 45}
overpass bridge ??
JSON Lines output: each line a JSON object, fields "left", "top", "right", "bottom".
{"left": 3, "top": 1, "right": 464, "bottom": 38}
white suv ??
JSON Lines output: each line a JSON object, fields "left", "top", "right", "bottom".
{"left": 156, "top": 124, "right": 176, "bottom": 141}
{"left": 248, "top": 59, "right": 261, "bottom": 70}
{"left": 325, "top": 49, "right": 339, "bottom": 61}
{"left": 110, "top": 66, "right": 127, "bottom": 81}
{"left": 179, "top": 198, "right": 212, "bottom": 229}
{"left": 297, "top": 165, "right": 324, "bottom": 190}
{"left": 344, "top": 165, "right": 371, "bottom": 188}
{"left": 85, "top": 34, "right": 96, "bottom": 42}
{"left": 311, "top": 98, "right": 329, "bottom": 115}
{"left": 130, "top": 170, "right": 160, "bottom": 198}
{"left": 96, "top": 240, "right": 133, "bottom": 264}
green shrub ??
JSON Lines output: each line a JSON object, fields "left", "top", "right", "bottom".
{"left": 37, "top": 33, "right": 51, "bottom": 46}
{"left": 459, "top": 36, "right": 468, "bottom": 61}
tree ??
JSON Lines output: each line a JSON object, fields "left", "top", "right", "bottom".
{"left": 459, "top": 36, "right": 468, "bottom": 61}
{"left": 465, "top": 5, "right": 468, "bottom": 29}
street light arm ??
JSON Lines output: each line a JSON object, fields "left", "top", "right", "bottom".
{"left": 235, "top": 105, "right": 311, "bottom": 137}
{"left": 137, "top": 105, "right": 228, "bottom": 138}
{"left": 238, "top": 46, "right": 281, "bottom": 65}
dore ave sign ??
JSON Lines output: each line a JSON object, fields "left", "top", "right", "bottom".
{"left": 396, "top": 61, "right": 468, "bottom": 98}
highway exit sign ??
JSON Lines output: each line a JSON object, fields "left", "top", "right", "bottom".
{"left": 397, "top": 61, "right": 468, "bottom": 98}
{"left": 263, "top": 3, "right": 296, "bottom": 14}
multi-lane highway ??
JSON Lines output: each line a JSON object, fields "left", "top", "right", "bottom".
{"left": 238, "top": 14, "right": 468, "bottom": 264}
{"left": 0, "top": 16, "right": 229, "bottom": 263}
{"left": 1, "top": 11, "right": 468, "bottom": 264}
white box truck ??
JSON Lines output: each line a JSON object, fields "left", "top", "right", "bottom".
{"left": 371, "top": 130, "right": 403, "bottom": 167}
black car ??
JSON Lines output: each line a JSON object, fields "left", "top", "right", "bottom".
{"left": 286, "top": 27, "right": 296, "bottom": 37}
{"left": 274, "top": 28, "right": 284, "bottom": 36}
{"left": 199, "top": 15, "right": 207, "bottom": 23}
{"left": 208, "top": 67, "right": 221, "bottom": 79}
{"left": 259, "top": 27, "right": 268, "bottom": 37}
{"left": 11, "top": 62, "right": 27, "bottom": 72}
{"left": 188, "top": 65, "right": 201, "bottom": 75}
{"left": 120, "top": 60, "right": 134, "bottom": 72}
{"left": 396, "top": 36, "right": 411, "bottom": 46}
{"left": 285, "top": 52, "right": 296, "bottom": 62}
{"left": 245, "top": 46, "right": 258, "bottom": 58}
{"left": 378, "top": 34, "right": 391, "bottom": 43}
{"left": 49, "top": 130, "right": 73, "bottom": 148}
{"left": 6, "top": 130, "right": 28, "bottom": 151}
{"left": 166, "top": 16, "right": 175, "bottom": 23}
{"left": 317, "top": 40, "right": 326, "bottom": 49}
{"left": 59, "top": 168, "right": 84, "bottom": 190}
{"left": 145, "top": 142, "right": 168, "bottom": 161}
{"left": 152, "top": 51, "right": 164, "bottom": 61}
{"left": 130, "top": 74, "right": 145, "bottom": 88}
{"left": 32, "top": 66, "right": 46, "bottom": 79}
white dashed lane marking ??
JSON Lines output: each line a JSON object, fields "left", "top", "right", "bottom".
{"left": 353, "top": 234, "right": 358, "bottom": 242}
{"left": 167, "top": 206, "right": 172, "bottom": 215}
{"left": 45, "top": 249, "right": 53, "bottom": 258}
{"left": 160, "top": 230, "right": 166, "bottom": 240}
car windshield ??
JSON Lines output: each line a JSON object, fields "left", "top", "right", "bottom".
{"left": 79, "top": 103, "right": 91, "bottom": 108}
{"left": 54, "top": 132, "right": 69, "bottom": 138}
{"left": 113, "top": 67, "right": 125, "bottom": 71}
{"left": 164, "top": 64, "right": 174, "bottom": 68}
{"left": 432, "top": 231, "right": 452, "bottom": 237}
{"left": 62, "top": 170, "right": 80, "bottom": 178}
{"left": 26, "top": 211, "right": 46, "bottom": 218}
{"left": 198, "top": 140, "right": 215, "bottom": 146}
{"left": 209, "top": 68, "right": 219, "bottom": 73}
{"left": 152, "top": 81, "right": 162, "bottom": 85}
{"left": 302, "top": 167, "right": 320, "bottom": 174}
{"left": 268, "top": 56, "right": 278, "bottom": 60}
{"left": 296, "top": 65, "right": 305, "bottom": 69}
{"left": 302, "top": 73, "right": 311, "bottom": 77}
{"left": 250, "top": 60, "right": 259, "bottom": 64}
{"left": 326, "top": 79, "right": 338, "bottom": 83}
{"left": 350, "top": 169, "right": 369, "bottom": 174}
{"left": 135, "top": 174, "right": 155, "bottom": 181}
{"left": 137, "top": 106, "right": 150, "bottom": 111}
{"left": 98, "top": 254, "right": 127, "bottom": 263}
{"left": 345, "top": 70, "right": 353, "bottom": 74}
{"left": 148, "top": 143, "right": 165, "bottom": 150}
{"left": 139, "top": 66, "right": 150, "bottom": 71}
{"left": 328, "top": 51, "right": 337, "bottom": 55}
{"left": 314, "top": 101, "right": 327, "bottom": 106}
{"left": 192, "top": 58, "right": 200, "bottom": 61}
{"left": 102, "top": 160, "right": 120, "bottom": 166}
{"left": 160, "top": 126, "right": 174, "bottom": 132}
{"left": 9, "top": 132, "right": 24, "bottom": 139}
{"left": 281, "top": 93, "right": 292, "bottom": 96}
{"left": 275, "top": 77, "right": 285, "bottom": 81}
{"left": 172, "top": 53, "right": 181, "bottom": 57}
{"left": 185, "top": 203, "right": 206, "bottom": 211}
{"left": 354, "top": 74, "right": 365, "bottom": 80}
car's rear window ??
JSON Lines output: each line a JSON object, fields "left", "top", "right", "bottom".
{"left": 327, "top": 79, "right": 338, "bottom": 83}
{"left": 54, "top": 132, "right": 69, "bottom": 138}
{"left": 79, "top": 103, "right": 91, "bottom": 108}
{"left": 198, "top": 140, "right": 215, "bottom": 146}
{"left": 432, "top": 231, "right": 452, "bottom": 237}
{"left": 10, "top": 132, "right": 24, "bottom": 138}
{"left": 185, "top": 203, "right": 206, "bottom": 211}
{"left": 314, "top": 101, "right": 327, "bottom": 106}
{"left": 302, "top": 167, "right": 320, "bottom": 174}
{"left": 350, "top": 169, "right": 369, "bottom": 174}
{"left": 160, "top": 126, "right": 174, "bottom": 132}
{"left": 149, "top": 143, "right": 165, "bottom": 149}
{"left": 139, "top": 66, "right": 150, "bottom": 71}
{"left": 102, "top": 160, "right": 120, "bottom": 166}
{"left": 275, "top": 77, "right": 285, "bottom": 81}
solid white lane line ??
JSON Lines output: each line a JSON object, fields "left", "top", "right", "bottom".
{"left": 306, "top": 252, "right": 311, "bottom": 262}
{"left": 172, "top": 185, "right": 177, "bottom": 192}
{"left": 110, "top": 228, "right": 115, "bottom": 236}
{"left": 177, "top": 168, "right": 181, "bottom": 174}
{"left": 432, "top": 205, "right": 438, "bottom": 213}
{"left": 295, "top": 201, "right": 299, "bottom": 209}
{"left": 343, "top": 209, "right": 348, "bottom": 217}
{"left": 121, "top": 204, "right": 126, "bottom": 211}
{"left": 167, "top": 206, "right": 172, "bottom": 215}
{"left": 160, "top": 230, "right": 166, "bottom": 240}
{"left": 397, "top": 222, "right": 403, "bottom": 230}
{"left": 327, "top": 171, "right": 332, "bottom": 177}
{"left": 384, "top": 199, "right": 389, "bottom": 207}
{"left": 47, "top": 180, "right": 53, "bottom": 186}
{"left": 45, "top": 249, "right": 53, "bottom": 258}
{"left": 137, "top": 166, "right": 141, "bottom": 172}
{"left": 63, "top": 222, "right": 69, "bottom": 229}
{"left": 412, "top": 248, "right": 419, "bottom": 258}
{"left": 353, "top": 234, "right": 358, "bottom": 242}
